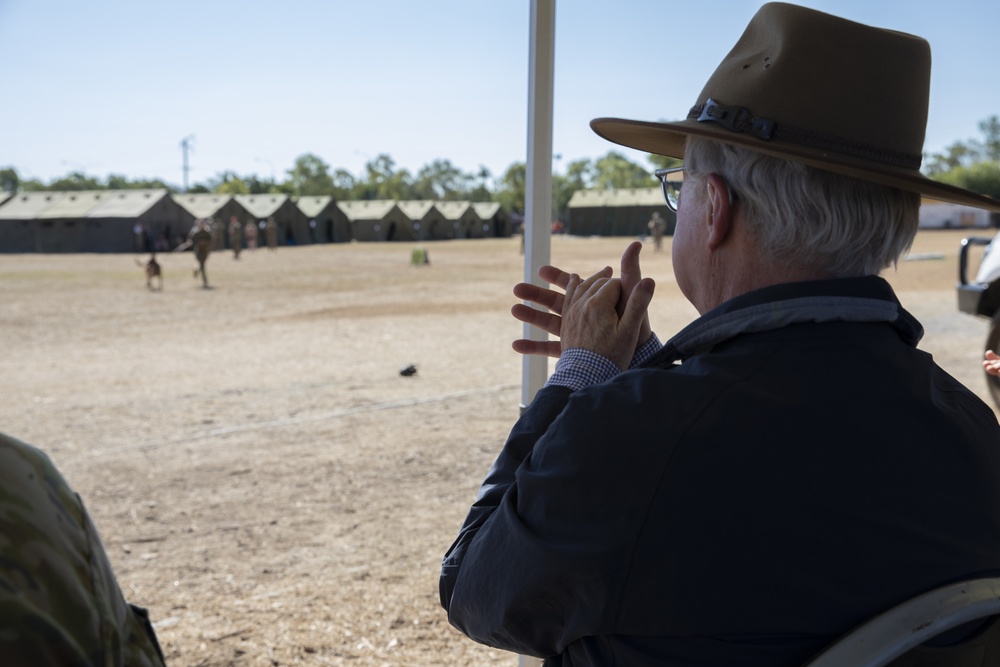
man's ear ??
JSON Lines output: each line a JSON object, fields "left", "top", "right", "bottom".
{"left": 704, "top": 173, "right": 734, "bottom": 250}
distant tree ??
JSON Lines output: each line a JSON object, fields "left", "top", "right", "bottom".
{"left": 355, "top": 154, "right": 415, "bottom": 200}
{"left": 476, "top": 165, "right": 492, "bottom": 189}
{"left": 933, "top": 161, "right": 1000, "bottom": 200}
{"left": 925, "top": 141, "right": 977, "bottom": 175}
{"left": 0, "top": 167, "right": 19, "bottom": 193}
{"left": 106, "top": 174, "right": 174, "bottom": 191}
{"left": 286, "top": 153, "right": 335, "bottom": 196}
{"left": 331, "top": 169, "right": 357, "bottom": 200}
{"left": 413, "top": 159, "right": 467, "bottom": 200}
{"left": 592, "top": 152, "right": 655, "bottom": 190}
{"left": 925, "top": 115, "right": 1000, "bottom": 175}
{"left": 205, "top": 171, "right": 249, "bottom": 194}
{"left": 466, "top": 183, "right": 493, "bottom": 203}
{"left": 980, "top": 116, "right": 1000, "bottom": 162}
{"left": 41, "top": 172, "right": 102, "bottom": 191}
{"left": 242, "top": 174, "right": 286, "bottom": 195}
{"left": 495, "top": 162, "right": 526, "bottom": 214}
{"left": 564, "top": 158, "right": 594, "bottom": 190}
{"left": 19, "top": 178, "right": 46, "bottom": 192}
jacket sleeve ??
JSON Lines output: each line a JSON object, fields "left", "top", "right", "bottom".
{"left": 439, "top": 378, "right": 656, "bottom": 658}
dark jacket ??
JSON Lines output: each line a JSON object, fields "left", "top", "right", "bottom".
{"left": 440, "top": 276, "right": 1000, "bottom": 666}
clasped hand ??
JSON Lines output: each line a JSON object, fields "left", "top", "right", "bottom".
{"left": 511, "top": 241, "right": 655, "bottom": 370}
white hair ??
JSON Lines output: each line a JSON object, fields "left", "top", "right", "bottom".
{"left": 684, "top": 137, "right": 921, "bottom": 277}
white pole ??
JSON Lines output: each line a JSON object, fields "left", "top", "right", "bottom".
{"left": 519, "top": 1, "right": 554, "bottom": 663}
{"left": 521, "top": 0, "right": 556, "bottom": 415}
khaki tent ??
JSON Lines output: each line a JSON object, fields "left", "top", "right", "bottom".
{"left": 435, "top": 201, "right": 481, "bottom": 239}
{"left": 396, "top": 201, "right": 449, "bottom": 241}
{"left": 0, "top": 190, "right": 195, "bottom": 253}
{"left": 338, "top": 200, "right": 409, "bottom": 242}
{"left": 567, "top": 187, "right": 674, "bottom": 237}
{"left": 295, "top": 196, "right": 350, "bottom": 243}
{"left": 34, "top": 190, "right": 112, "bottom": 252}
{"left": 172, "top": 193, "right": 241, "bottom": 221}
{"left": 471, "top": 202, "right": 509, "bottom": 238}
{"left": 86, "top": 189, "right": 194, "bottom": 252}
{"left": 235, "top": 194, "right": 309, "bottom": 246}
{"left": 0, "top": 192, "right": 66, "bottom": 252}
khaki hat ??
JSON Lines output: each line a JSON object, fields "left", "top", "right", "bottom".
{"left": 591, "top": 2, "right": 1000, "bottom": 211}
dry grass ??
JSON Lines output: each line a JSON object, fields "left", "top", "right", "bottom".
{"left": 0, "top": 229, "right": 996, "bottom": 666}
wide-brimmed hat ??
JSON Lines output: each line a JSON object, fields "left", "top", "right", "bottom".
{"left": 591, "top": 2, "right": 1000, "bottom": 211}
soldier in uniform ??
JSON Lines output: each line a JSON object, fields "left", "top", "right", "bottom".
{"left": 264, "top": 216, "right": 278, "bottom": 251}
{"left": 647, "top": 211, "right": 667, "bottom": 252}
{"left": 189, "top": 219, "right": 213, "bottom": 288}
{"left": 0, "top": 431, "right": 166, "bottom": 666}
{"left": 228, "top": 216, "right": 242, "bottom": 260}
{"left": 244, "top": 218, "right": 258, "bottom": 251}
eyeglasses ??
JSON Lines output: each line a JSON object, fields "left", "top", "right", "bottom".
{"left": 654, "top": 166, "right": 739, "bottom": 212}
{"left": 654, "top": 167, "right": 684, "bottom": 212}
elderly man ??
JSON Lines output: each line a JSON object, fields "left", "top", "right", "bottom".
{"left": 440, "top": 4, "right": 1000, "bottom": 666}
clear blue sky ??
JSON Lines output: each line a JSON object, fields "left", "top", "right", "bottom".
{"left": 2, "top": 0, "right": 998, "bottom": 188}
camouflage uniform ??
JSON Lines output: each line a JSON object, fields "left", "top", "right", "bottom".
{"left": 228, "top": 218, "right": 242, "bottom": 260}
{"left": 0, "top": 432, "right": 166, "bottom": 666}
{"left": 264, "top": 217, "right": 278, "bottom": 250}
{"left": 190, "top": 226, "right": 212, "bottom": 288}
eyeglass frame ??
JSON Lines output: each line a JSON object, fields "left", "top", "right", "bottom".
{"left": 654, "top": 167, "right": 685, "bottom": 212}
{"left": 654, "top": 166, "right": 738, "bottom": 213}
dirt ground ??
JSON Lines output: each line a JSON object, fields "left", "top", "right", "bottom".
{"left": 1, "top": 230, "right": 998, "bottom": 666}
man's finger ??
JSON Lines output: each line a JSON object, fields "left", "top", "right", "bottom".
{"left": 513, "top": 282, "right": 564, "bottom": 314}
{"left": 620, "top": 241, "right": 643, "bottom": 293}
{"left": 621, "top": 278, "right": 655, "bottom": 333}
{"left": 512, "top": 338, "right": 562, "bottom": 358}
{"left": 511, "top": 304, "right": 561, "bottom": 336}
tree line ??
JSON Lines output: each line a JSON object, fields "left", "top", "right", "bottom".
{"left": 3, "top": 115, "right": 998, "bottom": 220}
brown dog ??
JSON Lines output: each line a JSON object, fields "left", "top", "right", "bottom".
{"left": 136, "top": 255, "right": 162, "bottom": 290}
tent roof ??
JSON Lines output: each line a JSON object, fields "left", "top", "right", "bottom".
{"left": 396, "top": 200, "right": 437, "bottom": 218}
{"left": 0, "top": 193, "right": 10, "bottom": 207}
{"left": 295, "top": 195, "right": 335, "bottom": 218}
{"left": 434, "top": 201, "right": 473, "bottom": 220}
{"left": 0, "top": 191, "right": 67, "bottom": 219}
{"left": 172, "top": 193, "right": 234, "bottom": 218}
{"left": 568, "top": 187, "right": 663, "bottom": 208}
{"left": 87, "top": 189, "right": 170, "bottom": 218}
{"left": 234, "top": 194, "right": 289, "bottom": 218}
{"left": 472, "top": 202, "right": 501, "bottom": 219}
{"left": 337, "top": 200, "right": 399, "bottom": 221}
{"left": 36, "top": 190, "right": 112, "bottom": 219}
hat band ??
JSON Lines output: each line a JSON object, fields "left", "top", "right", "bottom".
{"left": 688, "top": 99, "right": 922, "bottom": 170}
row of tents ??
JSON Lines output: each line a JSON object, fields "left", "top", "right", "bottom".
{"left": 564, "top": 187, "right": 1000, "bottom": 236}
{"left": 5, "top": 183, "right": 992, "bottom": 253}
{"left": 0, "top": 190, "right": 513, "bottom": 253}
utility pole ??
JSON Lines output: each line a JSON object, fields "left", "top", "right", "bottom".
{"left": 180, "top": 135, "right": 195, "bottom": 192}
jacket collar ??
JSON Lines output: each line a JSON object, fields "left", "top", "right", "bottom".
{"left": 648, "top": 276, "right": 923, "bottom": 367}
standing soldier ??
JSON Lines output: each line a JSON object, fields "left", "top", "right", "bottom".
{"left": 244, "top": 218, "right": 258, "bottom": 251}
{"left": 265, "top": 216, "right": 278, "bottom": 251}
{"left": 647, "top": 211, "right": 667, "bottom": 252}
{"left": 189, "top": 219, "right": 213, "bottom": 288}
{"left": 228, "top": 216, "right": 243, "bottom": 260}
{"left": 210, "top": 216, "right": 224, "bottom": 250}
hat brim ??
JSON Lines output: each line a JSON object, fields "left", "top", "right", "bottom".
{"left": 591, "top": 117, "right": 1000, "bottom": 212}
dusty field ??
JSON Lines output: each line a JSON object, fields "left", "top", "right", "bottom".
{"left": 1, "top": 230, "right": 998, "bottom": 666}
